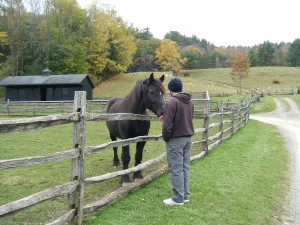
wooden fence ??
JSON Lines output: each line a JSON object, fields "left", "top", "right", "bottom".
{"left": 0, "top": 92, "right": 221, "bottom": 117}
{"left": 0, "top": 91, "right": 250, "bottom": 225}
{"left": 252, "top": 87, "right": 300, "bottom": 96}
{"left": 0, "top": 99, "right": 109, "bottom": 116}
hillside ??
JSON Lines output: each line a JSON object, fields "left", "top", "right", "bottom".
{"left": 93, "top": 67, "right": 300, "bottom": 99}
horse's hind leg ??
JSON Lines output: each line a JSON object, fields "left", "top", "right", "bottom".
{"left": 110, "top": 134, "right": 119, "bottom": 167}
{"left": 133, "top": 141, "right": 146, "bottom": 180}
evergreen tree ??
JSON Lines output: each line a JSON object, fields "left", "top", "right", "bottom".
{"left": 287, "top": 38, "right": 300, "bottom": 66}
{"left": 257, "top": 41, "right": 275, "bottom": 66}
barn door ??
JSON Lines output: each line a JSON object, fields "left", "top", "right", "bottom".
{"left": 40, "top": 88, "right": 46, "bottom": 101}
{"left": 46, "top": 88, "right": 53, "bottom": 101}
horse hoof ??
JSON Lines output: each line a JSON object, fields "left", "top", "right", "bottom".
{"left": 113, "top": 165, "right": 119, "bottom": 169}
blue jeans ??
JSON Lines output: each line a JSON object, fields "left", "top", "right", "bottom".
{"left": 166, "top": 136, "right": 191, "bottom": 203}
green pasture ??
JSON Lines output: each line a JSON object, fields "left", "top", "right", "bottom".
{"left": 1, "top": 67, "right": 300, "bottom": 224}
{"left": 93, "top": 67, "right": 300, "bottom": 98}
{"left": 84, "top": 120, "right": 289, "bottom": 225}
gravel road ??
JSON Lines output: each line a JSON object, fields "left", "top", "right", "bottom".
{"left": 250, "top": 98, "right": 300, "bottom": 224}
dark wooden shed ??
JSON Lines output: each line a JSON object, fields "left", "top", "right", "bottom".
{"left": 0, "top": 74, "right": 94, "bottom": 101}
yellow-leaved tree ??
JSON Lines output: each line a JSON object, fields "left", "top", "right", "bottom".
{"left": 231, "top": 51, "right": 250, "bottom": 94}
{"left": 155, "top": 39, "right": 186, "bottom": 76}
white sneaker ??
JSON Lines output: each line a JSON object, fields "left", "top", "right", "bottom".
{"left": 163, "top": 198, "right": 184, "bottom": 205}
{"left": 184, "top": 199, "right": 189, "bottom": 203}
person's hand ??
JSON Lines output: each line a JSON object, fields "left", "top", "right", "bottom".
{"left": 159, "top": 116, "right": 164, "bottom": 122}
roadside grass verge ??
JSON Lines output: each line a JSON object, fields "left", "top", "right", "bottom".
{"left": 290, "top": 94, "right": 300, "bottom": 106}
{"left": 83, "top": 120, "right": 289, "bottom": 225}
{"left": 249, "top": 94, "right": 300, "bottom": 115}
{"left": 250, "top": 95, "right": 277, "bottom": 114}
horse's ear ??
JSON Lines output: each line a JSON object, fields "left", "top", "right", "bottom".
{"left": 159, "top": 74, "right": 165, "bottom": 83}
{"left": 149, "top": 73, "right": 154, "bottom": 82}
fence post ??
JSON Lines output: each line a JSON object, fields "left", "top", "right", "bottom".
{"left": 6, "top": 99, "right": 10, "bottom": 116}
{"left": 219, "top": 102, "right": 224, "bottom": 143}
{"left": 69, "top": 91, "right": 86, "bottom": 225}
{"left": 230, "top": 110, "right": 235, "bottom": 135}
{"left": 202, "top": 91, "right": 210, "bottom": 154}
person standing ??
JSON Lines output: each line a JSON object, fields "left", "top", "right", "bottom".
{"left": 159, "top": 77, "right": 194, "bottom": 205}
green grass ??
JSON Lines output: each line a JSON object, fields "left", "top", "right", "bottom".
{"left": 0, "top": 120, "right": 168, "bottom": 224}
{"left": 250, "top": 95, "right": 277, "bottom": 114}
{"left": 1, "top": 67, "right": 299, "bottom": 224}
{"left": 249, "top": 94, "right": 300, "bottom": 114}
{"left": 83, "top": 120, "right": 289, "bottom": 225}
{"left": 93, "top": 67, "right": 300, "bottom": 98}
{"left": 290, "top": 94, "right": 300, "bottom": 106}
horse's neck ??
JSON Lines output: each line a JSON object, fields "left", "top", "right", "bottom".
{"left": 125, "top": 83, "right": 146, "bottom": 114}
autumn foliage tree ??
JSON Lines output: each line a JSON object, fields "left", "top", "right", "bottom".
{"left": 155, "top": 39, "right": 186, "bottom": 76}
{"left": 231, "top": 51, "right": 250, "bottom": 94}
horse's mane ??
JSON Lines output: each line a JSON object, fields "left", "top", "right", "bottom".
{"left": 153, "top": 79, "right": 166, "bottom": 95}
{"left": 126, "top": 77, "right": 165, "bottom": 98}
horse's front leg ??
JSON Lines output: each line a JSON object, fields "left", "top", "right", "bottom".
{"left": 120, "top": 145, "right": 131, "bottom": 184}
{"left": 110, "top": 134, "right": 119, "bottom": 167}
{"left": 133, "top": 141, "right": 146, "bottom": 180}
{"left": 113, "top": 146, "right": 119, "bottom": 168}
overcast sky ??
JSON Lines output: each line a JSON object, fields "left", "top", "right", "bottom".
{"left": 77, "top": 0, "right": 300, "bottom": 47}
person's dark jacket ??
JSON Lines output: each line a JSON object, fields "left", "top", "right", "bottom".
{"left": 162, "top": 93, "right": 194, "bottom": 142}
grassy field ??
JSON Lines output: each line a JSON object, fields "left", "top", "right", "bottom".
{"left": 1, "top": 67, "right": 300, "bottom": 224}
{"left": 0, "top": 114, "right": 291, "bottom": 225}
{"left": 93, "top": 67, "right": 300, "bottom": 98}
{"left": 83, "top": 120, "right": 290, "bottom": 225}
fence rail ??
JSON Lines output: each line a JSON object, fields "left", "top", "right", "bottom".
{"left": 0, "top": 91, "right": 251, "bottom": 225}
{"left": 0, "top": 99, "right": 109, "bottom": 116}
{"left": 0, "top": 94, "right": 218, "bottom": 116}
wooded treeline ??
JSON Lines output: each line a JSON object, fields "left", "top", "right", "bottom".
{"left": 0, "top": 0, "right": 299, "bottom": 85}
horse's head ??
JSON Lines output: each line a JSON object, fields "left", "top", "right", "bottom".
{"left": 142, "top": 73, "right": 165, "bottom": 117}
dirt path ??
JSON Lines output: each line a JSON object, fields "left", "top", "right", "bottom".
{"left": 250, "top": 98, "right": 300, "bottom": 224}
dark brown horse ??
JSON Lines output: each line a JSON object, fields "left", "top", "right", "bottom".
{"left": 106, "top": 73, "right": 165, "bottom": 184}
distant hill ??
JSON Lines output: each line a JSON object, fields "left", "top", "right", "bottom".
{"left": 93, "top": 67, "right": 300, "bottom": 99}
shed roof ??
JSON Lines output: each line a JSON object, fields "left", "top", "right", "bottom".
{"left": 0, "top": 74, "right": 94, "bottom": 88}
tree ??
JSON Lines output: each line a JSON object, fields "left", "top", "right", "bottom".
{"left": 273, "top": 42, "right": 288, "bottom": 66}
{"left": 102, "top": 9, "right": 136, "bottom": 76}
{"left": 181, "top": 46, "right": 201, "bottom": 69}
{"left": 287, "top": 38, "right": 300, "bottom": 67}
{"left": 0, "top": 32, "right": 9, "bottom": 59}
{"left": 231, "top": 51, "right": 250, "bottom": 94}
{"left": 130, "top": 38, "right": 160, "bottom": 72}
{"left": 257, "top": 41, "right": 275, "bottom": 66}
{"left": 248, "top": 47, "right": 258, "bottom": 67}
{"left": 0, "top": 0, "right": 27, "bottom": 75}
{"left": 84, "top": 6, "right": 110, "bottom": 81}
{"left": 0, "top": 31, "right": 12, "bottom": 79}
{"left": 155, "top": 39, "right": 186, "bottom": 76}
{"left": 45, "top": 0, "right": 88, "bottom": 74}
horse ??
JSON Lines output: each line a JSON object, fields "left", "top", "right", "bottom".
{"left": 106, "top": 73, "right": 165, "bottom": 185}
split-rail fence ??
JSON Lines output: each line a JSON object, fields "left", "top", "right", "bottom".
{"left": 0, "top": 91, "right": 251, "bottom": 225}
